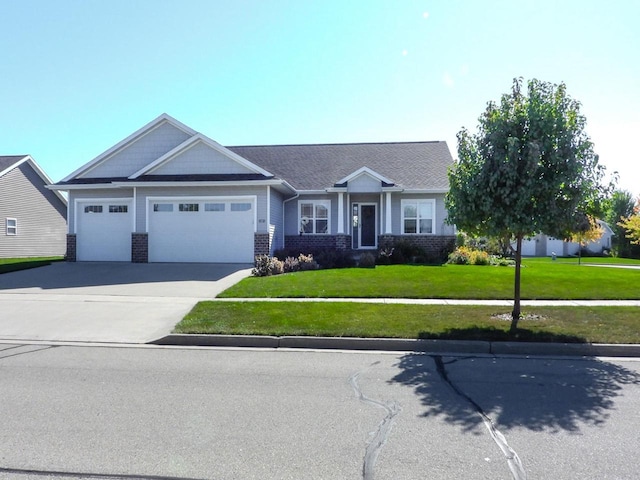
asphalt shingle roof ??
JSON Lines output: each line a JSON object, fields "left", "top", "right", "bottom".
{"left": 227, "top": 141, "right": 453, "bottom": 190}
{"left": 0, "top": 155, "right": 27, "bottom": 173}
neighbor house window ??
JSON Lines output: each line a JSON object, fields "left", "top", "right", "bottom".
{"left": 109, "top": 205, "right": 128, "bottom": 213}
{"left": 6, "top": 218, "right": 17, "bottom": 236}
{"left": 401, "top": 199, "right": 435, "bottom": 234}
{"left": 299, "top": 200, "right": 330, "bottom": 234}
{"left": 84, "top": 205, "right": 103, "bottom": 213}
{"left": 179, "top": 203, "right": 199, "bottom": 212}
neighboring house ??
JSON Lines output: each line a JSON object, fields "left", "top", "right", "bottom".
{"left": 50, "top": 114, "right": 455, "bottom": 263}
{"left": 520, "top": 220, "right": 614, "bottom": 257}
{"left": 0, "top": 155, "right": 68, "bottom": 258}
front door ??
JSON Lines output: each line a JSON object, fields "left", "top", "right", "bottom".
{"left": 352, "top": 203, "right": 377, "bottom": 249}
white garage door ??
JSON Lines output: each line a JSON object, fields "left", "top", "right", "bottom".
{"left": 76, "top": 200, "right": 133, "bottom": 261}
{"left": 148, "top": 198, "right": 255, "bottom": 263}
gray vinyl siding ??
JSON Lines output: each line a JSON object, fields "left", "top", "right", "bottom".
{"left": 134, "top": 185, "right": 269, "bottom": 233}
{"left": 152, "top": 142, "right": 255, "bottom": 175}
{"left": 269, "top": 187, "right": 285, "bottom": 253}
{"left": 0, "top": 163, "right": 67, "bottom": 258}
{"left": 80, "top": 122, "right": 191, "bottom": 179}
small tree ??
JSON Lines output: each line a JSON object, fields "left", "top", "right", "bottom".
{"left": 446, "top": 78, "right": 608, "bottom": 332}
{"left": 618, "top": 198, "right": 640, "bottom": 245}
{"left": 604, "top": 190, "right": 635, "bottom": 257}
{"left": 567, "top": 216, "right": 604, "bottom": 264}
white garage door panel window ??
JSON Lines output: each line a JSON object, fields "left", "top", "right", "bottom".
{"left": 76, "top": 201, "right": 132, "bottom": 261}
{"left": 148, "top": 200, "right": 254, "bottom": 263}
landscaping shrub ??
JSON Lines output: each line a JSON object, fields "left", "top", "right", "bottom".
{"left": 469, "top": 249, "right": 490, "bottom": 265}
{"left": 297, "top": 254, "right": 319, "bottom": 271}
{"left": 448, "top": 246, "right": 472, "bottom": 265}
{"left": 283, "top": 256, "right": 300, "bottom": 273}
{"left": 358, "top": 252, "right": 377, "bottom": 268}
{"left": 252, "top": 255, "right": 284, "bottom": 276}
{"left": 314, "top": 249, "right": 357, "bottom": 269}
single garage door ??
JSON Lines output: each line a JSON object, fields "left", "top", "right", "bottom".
{"left": 76, "top": 200, "right": 133, "bottom": 261}
{"left": 148, "top": 198, "right": 255, "bottom": 263}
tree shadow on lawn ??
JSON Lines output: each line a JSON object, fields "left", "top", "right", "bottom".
{"left": 390, "top": 352, "right": 640, "bottom": 434}
{"left": 417, "top": 326, "right": 586, "bottom": 343}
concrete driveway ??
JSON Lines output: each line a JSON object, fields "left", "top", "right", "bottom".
{"left": 0, "top": 262, "right": 251, "bottom": 344}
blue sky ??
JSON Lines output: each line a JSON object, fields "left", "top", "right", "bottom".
{"left": 2, "top": 0, "right": 638, "bottom": 197}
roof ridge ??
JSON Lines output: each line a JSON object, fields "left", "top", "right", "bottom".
{"left": 227, "top": 140, "right": 445, "bottom": 148}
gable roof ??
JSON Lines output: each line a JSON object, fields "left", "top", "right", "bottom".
{"left": 1, "top": 155, "right": 68, "bottom": 205}
{"left": 61, "top": 113, "right": 196, "bottom": 182}
{"left": 227, "top": 141, "right": 452, "bottom": 191}
{"left": 54, "top": 115, "right": 453, "bottom": 193}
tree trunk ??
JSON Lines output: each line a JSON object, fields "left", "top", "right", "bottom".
{"left": 511, "top": 234, "right": 523, "bottom": 333}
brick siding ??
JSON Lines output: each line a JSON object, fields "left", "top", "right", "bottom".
{"left": 254, "top": 233, "right": 270, "bottom": 257}
{"left": 379, "top": 235, "right": 456, "bottom": 258}
{"left": 285, "top": 234, "right": 352, "bottom": 252}
{"left": 66, "top": 234, "right": 76, "bottom": 262}
{"left": 132, "top": 233, "right": 148, "bottom": 263}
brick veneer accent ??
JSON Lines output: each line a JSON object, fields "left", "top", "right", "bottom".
{"left": 132, "top": 233, "right": 148, "bottom": 263}
{"left": 254, "top": 233, "right": 270, "bottom": 257}
{"left": 285, "top": 235, "right": 352, "bottom": 252}
{"left": 66, "top": 234, "right": 76, "bottom": 262}
{"left": 379, "top": 235, "right": 456, "bottom": 258}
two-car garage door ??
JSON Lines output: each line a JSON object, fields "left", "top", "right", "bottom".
{"left": 75, "top": 197, "right": 255, "bottom": 263}
{"left": 147, "top": 198, "right": 255, "bottom": 263}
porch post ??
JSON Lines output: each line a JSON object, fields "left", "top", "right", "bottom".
{"left": 337, "top": 192, "right": 345, "bottom": 234}
{"left": 385, "top": 191, "right": 392, "bottom": 234}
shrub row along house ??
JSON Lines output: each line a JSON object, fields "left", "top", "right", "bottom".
{"left": 50, "top": 114, "right": 456, "bottom": 263}
{"left": 0, "top": 155, "right": 67, "bottom": 258}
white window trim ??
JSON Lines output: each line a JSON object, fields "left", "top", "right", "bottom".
{"left": 401, "top": 199, "right": 436, "bottom": 235}
{"left": 6, "top": 218, "right": 17, "bottom": 236}
{"left": 298, "top": 199, "right": 331, "bottom": 235}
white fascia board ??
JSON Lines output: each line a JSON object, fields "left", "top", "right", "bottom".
{"left": 295, "top": 190, "right": 330, "bottom": 195}
{"left": 130, "top": 133, "right": 274, "bottom": 179}
{"left": 61, "top": 113, "right": 197, "bottom": 182}
{"left": 113, "top": 179, "right": 287, "bottom": 188}
{"left": 47, "top": 183, "right": 121, "bottom": 191}
{"left": 401, "top": 188, "right": 449, "bottom": 194}
{"left": 381, "top": 186, "right": 404, "bottom": 192}
{"left": 336, "top": 166, "right": 394, "bottom": 185}
{"left": 325, "top": 187, "right": 348, "bottom": 193}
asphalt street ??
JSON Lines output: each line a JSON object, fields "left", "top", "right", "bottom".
{"left": 1, "top": 344, "right": 639, "bottom": 480}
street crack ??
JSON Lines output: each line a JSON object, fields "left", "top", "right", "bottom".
{"left": 350, "top": 362, "right": 401, "bottom": 480}
{"left": 433, "top": 355, "right": 527, "bottom": 480}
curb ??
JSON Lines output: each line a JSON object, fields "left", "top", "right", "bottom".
{"left": 150, "top": 334, "right": 640, "bottom": 357}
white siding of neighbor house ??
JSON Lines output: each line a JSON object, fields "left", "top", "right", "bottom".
{"left": 151, "top": 141, "right": 256, "bottom": 176}
{"left": 134, "top": 186, "right": 269, "bottom": 233}
{"left": 80, "top": 122, "right": 191, "bottom": 178}
{"left": 270, "top": 188, "right": 285, "bottom": 252}
{"left": 347, "top": 174, "right": 382, "bottom": 193}
{"left": 0, "top": 163, "right": 67, "bottom": 257}
{"left": 67, "top": 189, "right": 134, "bottom": 233}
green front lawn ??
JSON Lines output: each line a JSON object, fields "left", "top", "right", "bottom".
{"left": 176, "top": 302, "right": 640, "bottom": 344}
{"left": 0, "top": 257, "right": 63, "bottom": 274}
{"left": 220, "top": 260, "right": 640, "bottom": 300}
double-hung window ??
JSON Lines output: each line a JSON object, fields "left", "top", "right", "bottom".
{"left": 299, "top": 200, "right": 330, "bottom": 234}
{"left": 6, "top": 218, "right": 17, "bottom": 236}
{"left": 401, "top": 199, "right": 435, "bottom": 234}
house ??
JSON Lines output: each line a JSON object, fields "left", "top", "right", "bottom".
{"left": 520, "top": 220, "right": 614, "bottom": 257}
{"left": 50, "top": 114, "right": 455, "bottom": 263}
{"left": 0, "top": 155, "right": 68, "bottom": 258}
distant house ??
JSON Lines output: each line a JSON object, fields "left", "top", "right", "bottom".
{"left": 520, "top": 220, "right": 614, "bottom": 257}
{"left": 50, "top": 114, "right": 456, "bottom": 263}
{"left": 0, "top": 155, "right": 67, "bottom": 258}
